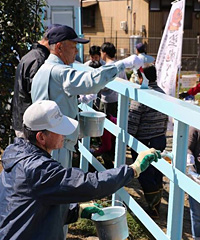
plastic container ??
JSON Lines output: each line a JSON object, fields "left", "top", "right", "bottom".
{"left": 91, "top": 202, "right": 129, "bottom": 240}
{"left": 79, "top": 111, "right": 106, "bottom": 138}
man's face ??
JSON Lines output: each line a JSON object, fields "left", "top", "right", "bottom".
{"left": 42, "top": 131, "right": 64, "bottom": 153}
{"left": 91, "top": 54, "right": 100, "bottom": 62}
{"left": 59, "top": 40, "right": 78, "bottom": 65}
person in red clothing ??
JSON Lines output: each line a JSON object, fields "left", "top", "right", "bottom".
{"left": 92, "top": 114, "right": 117, "bottom": 169}
{"left": 179, "top": 82, "right": 200, "bottom": 99}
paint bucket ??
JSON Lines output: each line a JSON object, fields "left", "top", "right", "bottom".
{"left": 79, "top": 111, "right": 106, "bottom": 138}
{"left": 91, "top": 201, "right": 129, "bottom": 240}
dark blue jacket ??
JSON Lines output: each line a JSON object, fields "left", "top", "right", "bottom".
{"left": 0, "top": 138, "right": 133, "bottom": 240}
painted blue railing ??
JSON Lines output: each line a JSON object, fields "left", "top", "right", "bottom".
{"left": 73, "top": 63, "right": 200, "bottom": 240}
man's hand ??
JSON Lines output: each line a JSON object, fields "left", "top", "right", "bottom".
{"left": 179, "top": 91, "right": 189, "bottom": 99}
{"left": 79, "top": 202, "right": 104, "bottom": 219}
{"left": 121, "top": 54, "right": 143, "bottom": 70}
{"left": 130, "top": 148, "right": 161, "bottom": 178}
{"left": 78, "top": 94, "right": 97, "bottom": 104}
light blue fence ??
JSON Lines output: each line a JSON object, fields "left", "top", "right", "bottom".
{"left": 73, "top": 63, "right": 200, "bottom": 240}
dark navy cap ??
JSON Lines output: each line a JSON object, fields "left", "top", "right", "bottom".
{"left": 47, "top": 25, "right": 90, "bottom": 45}
{"left": 47, "top": 24, "right": 62, "bottom": 31}
{"left": 136, "top": 43, "right": 146, "bottom": 53}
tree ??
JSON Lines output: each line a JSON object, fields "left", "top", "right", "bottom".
{"left": 0, "top": 0, "right": 47, "bottom": 150}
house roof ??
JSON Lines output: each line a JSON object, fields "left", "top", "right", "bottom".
{"left": 82, "top": 0, "right": 98, "bottom": 8}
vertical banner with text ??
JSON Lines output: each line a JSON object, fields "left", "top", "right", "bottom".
{"left": 156, "top": 0, "right": 185, "bottom": 97}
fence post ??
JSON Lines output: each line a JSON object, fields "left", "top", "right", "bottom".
{"left": 167, "top": 119, "right": 189, "bottom": 240}
{"left": 112, "top": 93, "right": 129, "bottom": 205}
{"left": 79, "top": 101, "right": 93, "bottom": 172}
{"left": 80, "top": 137, "right": 90, "bottom": 172}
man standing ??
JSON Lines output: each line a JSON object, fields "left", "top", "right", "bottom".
{"left": 0, "top": 100, "right": 161, "bottom": 240}
{"left": 12, "top": 24, "right": 61, "bottom": 137}
{"left": 100, "top": 42, "right": 127, "bottom": 117}
{"left": 128, "top": 65, "right": 168, "bottom": 218}
{"left": 31, "top": 25, "right": 143, "bottom": 168}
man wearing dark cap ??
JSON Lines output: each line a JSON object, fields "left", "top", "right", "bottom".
{"left": 31, "top": 25, "right": 143, "bottom": 169}
{"left": 135, "top": 42, "right": 155, "bottom": 67}
{"left": 130, "top": 42, "right": 155, "bottom": 83}
{"left": 12, "top": 24, "right": 61, "bottom": 138}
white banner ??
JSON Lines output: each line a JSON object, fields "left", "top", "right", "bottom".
{"left": 156, "top": 0, "right": 185, "bottom": 96}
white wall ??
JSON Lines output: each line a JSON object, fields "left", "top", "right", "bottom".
{"left": 44, "top": 0, "right": 80, "bottom": 31}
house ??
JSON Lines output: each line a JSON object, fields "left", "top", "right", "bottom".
{"left": 43, "top": 0, "right": 85, "bottom": 61}
{"left": 82, "top": 0, "right": 200, "bottom": 70}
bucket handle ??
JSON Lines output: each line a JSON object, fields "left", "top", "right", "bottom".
{"left": 101, "top": 200, "right": 127, "bottom": 211}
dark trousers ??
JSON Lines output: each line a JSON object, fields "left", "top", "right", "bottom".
{"left": 131, "top": 135, "right": 166, "bottom": 193}
{"left": 99, "top": 101, "right": 118, "bottom": 117}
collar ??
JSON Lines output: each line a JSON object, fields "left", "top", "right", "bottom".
{"left": 32, "top": 42, "right": 50, "bottom": 56}
{"left": 47, "top": 54, "right": 65, "bottom": 65}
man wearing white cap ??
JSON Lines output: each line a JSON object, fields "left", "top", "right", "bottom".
{"left": 0, "top": 100, "right": 161, "bottom": 240}
{"left": 31, "top": 25, "right": 143, "bottom": 169}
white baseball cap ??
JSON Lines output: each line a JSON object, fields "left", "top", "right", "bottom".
{"left": 23, "top": 100, "right": 78, "bottom": 136}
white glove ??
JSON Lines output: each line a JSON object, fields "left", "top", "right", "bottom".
{"left": 78, "top": 94, "right": 97, "bottom": 104}
{"left": 120, "top": 54, "right": 143, "bottom": 70}
{"left": 187, "top": 153, "right": 195, "bottom": 166}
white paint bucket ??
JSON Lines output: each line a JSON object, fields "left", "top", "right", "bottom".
{"left": 91, "top": 202, "right": 129, "bottom": 240}
{"left": 79, "top": 111, "right": 106, "bottom": 138}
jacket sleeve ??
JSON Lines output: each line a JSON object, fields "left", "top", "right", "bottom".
{"left": 65, "top": 203, "right": 79, "bottom": 224}
{"left": 27, "top": 158, "right": 134, "bottom": 205}
{"left": 61, "top": 62, "right": 125, "bottom": 96}
{"left": 187, "top": 83, "right": 200, "bottom": 96}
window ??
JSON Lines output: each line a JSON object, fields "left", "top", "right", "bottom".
{"left": 194, "top": 1, "right": 200, "bottom": 11}
{"left": 83, "top": 6, "right": 95, "bottom": 27}
{"left": 150, "top": 0, "right": 161, "bottom": 11}
{"left": 51, "top": 6, "right": 74, "bottom": 28}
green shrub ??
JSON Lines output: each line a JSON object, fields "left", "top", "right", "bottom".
{"left": 0, "top": 0, "right": 47, "bottom": 149}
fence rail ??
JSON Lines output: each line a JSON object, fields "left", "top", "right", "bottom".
{"left": 73, "top": 62, "right": 200, "bottom": 240}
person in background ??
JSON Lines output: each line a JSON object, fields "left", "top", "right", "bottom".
{"left": 130, "top": 43, "right": 155, "bottom": 84}
{"left": 186, "top": 126, "right": 200, "bottom": 240}
{"left": 0, "top": 100, "right": 161, "bottom": 240}
{"left": 84, "top": 45, "right": 105, "bottom": 66}
{"left": 12, "top": 24, "right": 61, "bottom": 138}
{"left": 128, "top": 65, "right": 168, "bottom": 219}
{"left": 135, "top": 43, "right": 155, "bottom": 67}
{"left": 31, "top": 25, "right": 143, "bottom": 170}
{"left": 88, "top": 60, "right": 102, "bottom": 110}
{"left": 91, "top": 114, "right": 117, "bottom": 169}
{"left": 89, "top": 60, "right": 102, "bottom": 69}
{"left": 179, "top": 82, "right": 200, "bottom": 99}
{"left": 100, "top": 42, "right": 128, "bottom": 117}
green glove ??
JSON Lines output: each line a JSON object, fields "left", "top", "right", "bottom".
{"left": 79, "top": 202, "right": 104, "bottom": 219}
{"left": 131, "top": 148, "right": 161, "bottom": 178}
